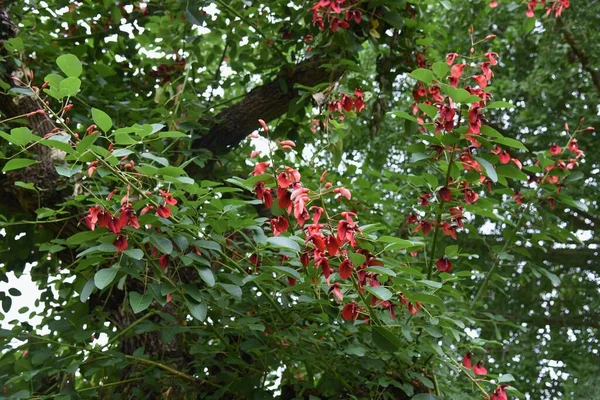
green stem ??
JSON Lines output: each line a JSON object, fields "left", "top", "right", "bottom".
{"left": 108, "top": 310, "right": 160, "bottom": 345}
{"left": 469, "top": 215, "right": 525, "bottom": 311}
{"left": 426, "top": 149, "right": 455, "bottom": 280}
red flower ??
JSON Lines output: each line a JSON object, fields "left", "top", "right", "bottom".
{"left": 329, "top": 282, "right": 343, "bottom": 302}
{"left": 159, "top": 254, "right": 170, "bottom": 270}
{"left": 159, "top": 190, "right": 177, "bottom": 205}
{"left": 334, "top": 187, "right": 352, "bottom": 200}
{"left": 326, "top": 234, "right": 340, "bottom": 256}
{"left": 141, "top": 205, "right": 155, "bottom": 215}
{"left": 156, "top": 205, "right": 171, "bottom": 218}
{"left": 439, "top": 187, "right": 452, "bottom": 202}
{"left": 341, "top": 301, "right": 361, "bottom": 321}
{"left": 463, "top": 188, "right": 479, "bottom": 204}
{"left": 418, "top": 192, "right": 432, "bottom": 206}
{"left": 549, "top": 143, "right": 561, "bottom": 155}
{"left": 568, "top": 139, "right": 578, "bottom": 153}
{"left": 484, "top": 52, "right": 499, "bottom": 66}
{"left": 490, "top": 385, "right": 509, "bottom": 400}
{"left": 339, "top": 258, "right": 353, "bottom": 280}
{"left": 489, "top": 1, "right": 499, "bottom": 8}
{"left": 446, "top": 53, "right": 459, "bottom": 66}
{"left": 113, "top": 235, "right": 128, "bottom": 252}
{"left": 414, "top": 220, "right": 432, "bottom": 235}
{"left": 436, "top": 257, "right": 452, "bottom": 272}
{"left": 462, "top": 352, "right": 473, "bottom": 369}
{"left": 408, "top": 301, "right": 421, "bottom": 315}
{"left": 252, "top": 161, "right": 271, "bottom": 176}
{"left": 449, "top": 64, "right": 466, "bottom": 87}
{"left": 270, "top": 216, "right": 289, "bottom": 237}
{"left": 406, "top": 213, "right": 419, "bottom": 224}
{"left": 473, "top": 360, "right": 488, "bottom": 375}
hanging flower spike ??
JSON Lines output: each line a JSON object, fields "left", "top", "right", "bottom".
{"left": 436, "top": 257, "right": 452, "bottom": 272}
{"left": 113, "top": 235, "right": 128, "bottom": 252}
{"left": 462, "top": 352, "right": 473, "bottom": 369}
{"left": 473, "top": 360, "right": 488, "bottom": 375}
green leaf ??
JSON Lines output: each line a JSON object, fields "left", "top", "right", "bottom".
{"left": 124, "top": 249, "right": 144, "bottom": 260}
{"left": 417, "top": 103, "right": 438, "bottom": 118}
{"left": 348, "top": 252, "right": 366, "bottom": 266}
{"left": 2, "top": 158, "right": 38, "bottom": 172}
{"left": 141, "top": 153, "right": 169, "bottom": 166}
{"left": 129, "top": 291, "right": 153, "bottom": 313}
{"left": 94, "top": 266, "right": 119, "bottom": 290}
{"left": 56, "top": 54, "right": 83, "bottom": 78}
{"left": 496, "top": 165, "right": 528, "bottom": 181}
{"left": 59, "top": 77, "right": 81, "bottom": 97}
{"left": 494, "top": 137, "right": 528, "bottom": 151}
{"left": 366, "top": 286, "right": 393, "bottom": 301}
{"left": 410, "top": 293, "right": 444, "bottom": 309}
{"left": 55, "top": 164, "right": 82, "bottom": 177}
{"left": 480, "top": 125, "right": 503, "bottom": 138}
{"left": 186, "top": 300, "right": 207, "bottom": 321}
{"left": 498, "top": 374, "right": 515, "bottom": 383}
{"left": 150, "top": 236, "right": 173, "bottom": 255}
{"left": 266, "top": 237, "right": 301, "bottom": 252}
{"left": 372, "top": 326, "right": 401, "bottom": 352}
{"left": 80, "top": 278, "right": 95, "bottom": 302}
{"left": 443, "top": 86, "right": 481, "bottom": 103}
{"left": 219, "top": 283, "right": 242, "bottom": 300}
{"left": 197, "top": 268, "right": 216, "bottom": 287}
{"left": 486, "top": 101, "right": 515, "bottom": 109}
{"left": 91, "top": 108, "right": 113, "bottom": 132}
{"left": 409, "top": 68, "right": 434, "bottom": 85}
{"left": 390, "top": 110, "right": 417, "bottom": 122}
{"left": 364, "top": 266, "right": 397, "bottom": 277}
{"left": 9, "top": 127, "right": 34, "bottom": 147}
{"left": 474, "top": 156, "right": 498, "bottom": 182}
{"left": 432, "top": 61, "right": 450, "bottom": 78}
{"left": 67, "top": 230, "right": 101, "bottom": 245}
{"left": 14, "top": 181, "right": 36, "bottom": 191}
{"left": 194, "top": 240, "right": 222, "bottom": 252}
{"left": 265, "top": 266, "right": 303, "bottom": 282}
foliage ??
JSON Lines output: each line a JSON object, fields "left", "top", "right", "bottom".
{"left": 0, "top": 0, "right": 597, "bottom": 399}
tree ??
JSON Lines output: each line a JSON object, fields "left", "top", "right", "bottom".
{"left": 0, "top": 0, "right": 597, "bottom": 399}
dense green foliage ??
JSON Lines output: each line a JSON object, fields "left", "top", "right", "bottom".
{"left": 0, "top": 0, "right": 597, "bottom": 399}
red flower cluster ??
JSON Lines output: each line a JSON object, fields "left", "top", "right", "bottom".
{"left": 525, "top": 0, "right": 570, "bottom": 18}
{"left": 82, "top": 189, "right": 178, "bottom": 256}
{"left": 310, "top": 0, "right": 362, "bottom": 32}
{"left": 328, "top": 88, "right": 366, "bottom": 120}
{"left": 252, "top": 118, "right": 424, "bottom": 322}
{"left": 462, "top": 353, "right": 488, "bottom": 375}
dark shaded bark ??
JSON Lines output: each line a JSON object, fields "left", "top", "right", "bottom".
{"left": 193, "top": 58, "right": 341, "bottom": 156}
{"left": 557, "top": 17, "right": 600, "bottom": 95}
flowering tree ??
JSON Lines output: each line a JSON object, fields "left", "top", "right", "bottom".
{"left": 0, "top": 0, "right": 597, "bottom": 399}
